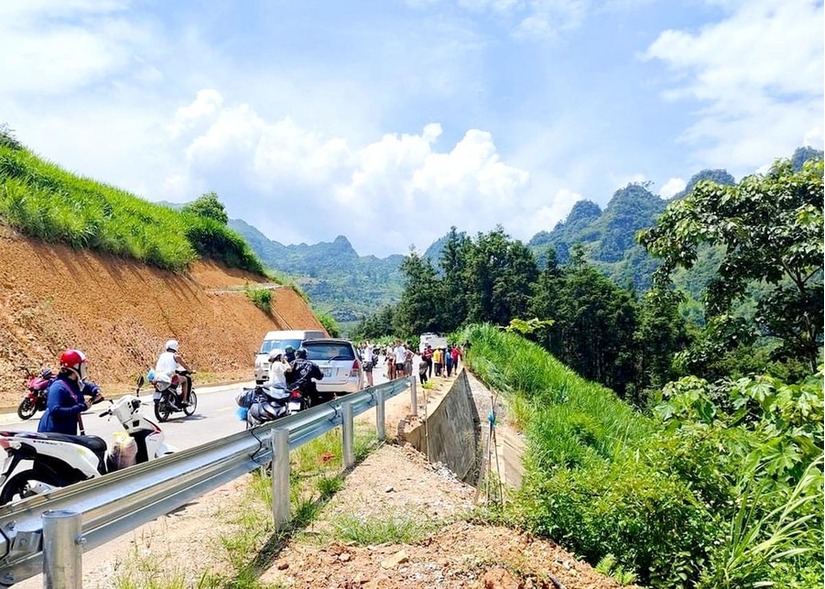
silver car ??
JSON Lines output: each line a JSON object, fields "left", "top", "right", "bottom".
{"left": 301, "top": 339, "right": 363, "bottom": 395}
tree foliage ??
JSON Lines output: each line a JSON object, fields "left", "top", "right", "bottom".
{"left": 183, "top": 191, "right": 229, "bottom": 225}
{"left": 640, "top": 158, "right": 824, "bottom": 371}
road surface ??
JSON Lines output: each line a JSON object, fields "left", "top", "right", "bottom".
{"left": 0, "top": 361, "right": 395, "bottom": 451}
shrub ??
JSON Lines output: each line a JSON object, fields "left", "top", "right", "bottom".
{"left": 243, "top": 285, "right": 272, "bottom": 313}
{"left": 462, "top": 323, "right": 824, "bottom": 588}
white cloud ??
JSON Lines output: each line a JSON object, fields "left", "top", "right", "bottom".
{"left": 0, "top": 1, "right": 158, "bottom": 96}
{"left": 160, "top": 91, "right": 533, "bottom": 254}
{"left": 659, "top": 177, "right": 686, "bottom": 198}
{"left": 610, "top": 172, "right": 648, "bottom": 190}
{"left": 644, "top": 0, "right": 824, "bottom": 170}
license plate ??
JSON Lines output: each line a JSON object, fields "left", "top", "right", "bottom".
{"left": 287, "top": 401, "right": 302, "bottom": 412}
{"left": 323, "top": 368, "right": 332, "bottom": 377}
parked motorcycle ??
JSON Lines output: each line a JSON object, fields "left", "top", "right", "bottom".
{"left": 238, "top": 385, "right": 310, "bottom": 428}
{"left": 147, "top": 369, "right": 198, "bottom": 422}
{"left": 16, "top": 367, "right": 54, "bottom": 420}
{"left": 0, "top": 375, "right": 177, "bottom": 505}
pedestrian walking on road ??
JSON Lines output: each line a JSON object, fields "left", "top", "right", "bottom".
{"left": 445, "top": 345, "right": 454, "bottom": 377}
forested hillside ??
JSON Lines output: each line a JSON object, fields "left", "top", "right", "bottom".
{"left": 229, "top": 219, "right": 404, "bottom": 322}
{"left": 352, "top": 152, "right": 824, "bottom": 588}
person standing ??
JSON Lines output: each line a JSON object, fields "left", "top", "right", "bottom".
{"left": 361, "top": 340, "right": 374, "bottom": 388}
{"left": 433, "top": 346, "right": 444, "bottom": 377}
{"left": 445, "top": 345, "right": 454, "bottom": 377}
{"left": 418, "top": 357, "right": 429, "bottom": 385}
{"left": 394, "top": 341, "right": 407, "bottom": 378}
{"left": 404, "top": 344, "right": 414, "bottom": 378}
{"left": 386, "top": 344, "right": 396, "bottom": 380}
{"left": 421, "top": 343, "right": 434, "bottom": 378}
{"left": 451, "top": 345, "right": 462, "bottom": 371}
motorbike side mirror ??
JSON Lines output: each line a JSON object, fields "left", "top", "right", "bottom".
{"left": 136, "top": 374, "right": 145, "bottom": 395}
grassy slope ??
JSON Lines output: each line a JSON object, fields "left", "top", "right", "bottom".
{"left": 0, "top": 142, "right": 263, "bottom": 274}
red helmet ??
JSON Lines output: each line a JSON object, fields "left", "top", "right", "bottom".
{"left": 60, "top": 349, "right": 88, "bottom": 382}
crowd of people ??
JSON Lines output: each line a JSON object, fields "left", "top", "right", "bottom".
{"left": 356, "top": 340, "right": 463, "bottom": 387}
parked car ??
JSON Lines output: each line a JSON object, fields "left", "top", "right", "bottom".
{"left": 301, "top": 338, "right": 363, "bottom": 396}
{"left": 254, "top": 329, "right": 326, "bottom": 383}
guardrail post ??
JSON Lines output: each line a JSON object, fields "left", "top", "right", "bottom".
{"left": 271, "top": 428, "right": 290, "bottom": 531}
{"left": 42, "top": 510, "right": 82, "bottom": 589}
{"left": 376, "top": 388, "right": 386, "bottom": 441}
{"left": 409, "top": 375, "right": 418, "bottom": 417}
{"left": 342, "top": 401, "right": 355, "bottom": 469}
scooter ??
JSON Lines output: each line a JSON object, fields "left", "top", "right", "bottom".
{"left": 238, "top": 385, "right": 310, "bottom": 428}
{"left": 16, "top": 367, "right": 54, "bottom": 420}
{"left": 147, "top": 369, "right": 198, "bottom": 422}
{"left": 0, "top": 376, "right": 177, "bottom": 505}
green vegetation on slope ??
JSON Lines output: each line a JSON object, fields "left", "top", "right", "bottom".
{"left": 463, "top": 324, "right": 823, "bottom": 589}
{"left": 0, "top": 131, "right": 263, "bottom": 274}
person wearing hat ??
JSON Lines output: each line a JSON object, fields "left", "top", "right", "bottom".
{"left": 266, "top": 348, "right": 290, "bottom": 390}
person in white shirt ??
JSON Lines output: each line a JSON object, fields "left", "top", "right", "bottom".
{"left": 394, "top": 343, "right": 407, "bottom": 378}
{"left": 361, "top": 341, "right": 374, "bottom": 388}
{"left": 154, "top": 339, "right": 192, "bottom": 406}
{"left": 266, "top": 348, "right": 290, "bottom": 389}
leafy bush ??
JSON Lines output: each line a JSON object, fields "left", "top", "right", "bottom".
{"left": 243, "top": 285, "right": 272, "bottom": 313}
{"left": 314, "top": 311, "right": 339, "bottom": 337}
{"left": 462, "top": 323, "right": 824, "bottom": 588}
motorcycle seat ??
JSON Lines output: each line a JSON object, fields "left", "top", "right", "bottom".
{"left": 22, "top": 431, "right": 106, "bottom": 452}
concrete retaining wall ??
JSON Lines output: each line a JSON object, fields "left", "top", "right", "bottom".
{"left": 403, "top": 371, "right": 481, "bottom": 483}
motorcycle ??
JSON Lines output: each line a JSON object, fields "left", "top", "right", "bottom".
{"left": 0, "top": 375, "right": 177, "bottom": 505}
{"left": 16, "top": 367, "right": 54, "bottom": 420}
{"left": 147, "top": 369, "right": 198, "bottom": 422}
{"left": 238, "top": 385, "right": 310, "bottom": 428}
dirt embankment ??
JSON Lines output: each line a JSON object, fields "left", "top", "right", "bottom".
{"left": 0, "top": 228, "right": 324, "bottom": 407}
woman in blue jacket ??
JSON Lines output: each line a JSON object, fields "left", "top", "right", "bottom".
{"left": 38, "top": 349, "right": 103, "bottom": 435}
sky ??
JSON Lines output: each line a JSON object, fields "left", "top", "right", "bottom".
{"left": 1, "top": 0, "right": 822, "bottom": 257}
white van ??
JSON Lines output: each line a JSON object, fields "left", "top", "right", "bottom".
{"left": 419, "top": 332, "right": 448, "bottom": 353}
{"left": 254, "top": 329, "right": 326, "bottom": 383}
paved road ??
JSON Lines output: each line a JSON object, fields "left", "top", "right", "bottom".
{"left": 0, "top": 360, "right": 396, "bottom": 452}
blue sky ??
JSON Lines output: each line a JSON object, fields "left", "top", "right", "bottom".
{"left": 1, "top": 0, "right": 822, "bottom": 256}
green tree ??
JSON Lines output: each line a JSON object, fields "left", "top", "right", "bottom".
{"left": 183, "top": 191, "right": 229, "bottom": 225}
{"left": 640, "top": 158, "right": 824, "bottom": 371}
{"left": 465, "top": 226, "right": 538, "bottom": 326}
{"left": 633, "top": 288, "right": 690, "bottom": 398}
{"left": 394, "top": 249, "right": 441, "bottom": 337}
{"left": 538, "top": 246, "right": 638, "bottom": 395}
{"left": 438, "top": 226, "right": 471, "bottom": 332}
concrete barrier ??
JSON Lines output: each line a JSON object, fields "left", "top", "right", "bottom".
{"left": 402, "top": 371, "right": 481, "bottom": 483}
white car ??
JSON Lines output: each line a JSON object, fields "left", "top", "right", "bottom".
{"left": 254, "top": 329, "right": 326, "bottom": 383}
{"left": 301, "top": 339, "right": 363, "bottom": 396}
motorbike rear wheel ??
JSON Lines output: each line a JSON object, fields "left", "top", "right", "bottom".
{"left": 154, "top": 399, "right": 171, "bottom": 422}
{"left": 16, "top": 397, "right": 36, "bottom": 420}
{"left": 0, "top": 469, "right": 61, "bottom": 505}
{"left": 183, "top": 390, "right": 198, "bottom": 416}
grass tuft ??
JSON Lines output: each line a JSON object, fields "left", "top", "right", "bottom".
{"left": 331, "top": 513, "right": 439, "bottom": 546}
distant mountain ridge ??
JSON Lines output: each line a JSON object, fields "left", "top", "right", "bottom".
{"left": 228, "top": 219, "right": 404, "bottom": 321}
{"left": 231, "top": 147, "right": 823, "bottom": 317}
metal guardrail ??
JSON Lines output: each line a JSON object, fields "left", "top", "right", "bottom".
{"left": 0, "top": 377, "right": 414, "bottom": 586}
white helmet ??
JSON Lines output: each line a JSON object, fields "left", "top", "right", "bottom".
{"left": 165, "top": 339, "right": 179, "bottom": 352}
{"left": 268, "top": 348, "right": 284, "bottom": 362}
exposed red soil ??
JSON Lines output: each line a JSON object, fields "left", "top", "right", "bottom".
{"left": 0, "top": 228, "right": 324, "bottom": 407}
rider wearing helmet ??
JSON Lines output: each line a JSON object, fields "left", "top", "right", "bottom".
{"left": 284, "top": 345, "right": 297, "bottom": 364}
{"left": 38, "top": 349, "right": 103, "bottom": 435}
{"left": 154, "top": 339, "right": 192, "bottom": 407}
{"left": 289, "top": 347, "right": 325, "bottom": 403}
{"left": 265, "top": 348, "right": 291, "bottom": 390}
